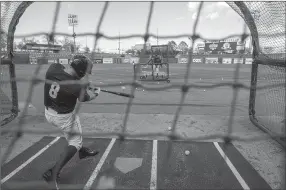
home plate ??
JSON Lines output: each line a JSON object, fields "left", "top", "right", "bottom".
{"left": 114, "top": 157, "right": 143, "bottom": 174}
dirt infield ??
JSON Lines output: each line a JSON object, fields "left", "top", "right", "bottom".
{"left": 1, "top": 63, "right": 285, "bottom": 189}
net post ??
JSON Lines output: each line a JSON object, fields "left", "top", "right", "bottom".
{"left": 249, "top": 59, "right": 258, "bottom": 120}
{"left": 151, "top": 63, "right": 155, "bottom": 81}
{"left": 167, "top": 63, "right": 169, "bottom": 79}
{"left": 0, "top": 2, "right": 2, "bottom": 189}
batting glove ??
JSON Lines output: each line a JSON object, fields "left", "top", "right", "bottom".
{"left": 93, "top": 87, "right": 101, "bottom": 96}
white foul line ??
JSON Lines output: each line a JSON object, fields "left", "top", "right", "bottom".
{"left": 83, "top": 138, "right": 116, "bottom": 190}
{"left": 1, "top": 137, "right": 61, "bottom": 184}
{"left": 213, "top": 142, "right": 250, "bottom": 190}
{"left": 150, "top": 140, "right": 158, "bottom": 190}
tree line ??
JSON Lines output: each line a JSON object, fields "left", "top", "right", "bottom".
{"left": 125, "top": 40, "right": 190, "bottom": 58}
{"left": 1, "top": 32, "right": 193, "bottom": 56}
{"left": 2, "top": 34, "right": 189, "bottom": 56}
{"left": 0, "top": 33, "right": 91, "bottom": 53}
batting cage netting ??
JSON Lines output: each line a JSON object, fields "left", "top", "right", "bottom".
{"left": 0, "top": 60, "right": 13, "bottom": 123}
{"left": 0, "top": 1, "right": 285, "bottom": 190}
{"left": 228, "top": 2, "right": 286, "bottom": 146}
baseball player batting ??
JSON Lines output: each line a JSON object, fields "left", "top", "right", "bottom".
{"left": 42, "top": 55, "right": 100, "bottom": 189}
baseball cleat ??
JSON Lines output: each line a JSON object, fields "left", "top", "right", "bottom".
{"left": 42, "top": 169, "right": 59, "bottom": 190}
{"left": 79, "top": 147, "right": 99, "bottom": 159}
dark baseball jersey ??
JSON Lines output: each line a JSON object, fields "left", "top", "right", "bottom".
{"left": 44, "top": 63, "right": 89, "bottom": 114}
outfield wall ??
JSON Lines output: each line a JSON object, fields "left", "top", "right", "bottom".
{"left": 3, "top": 52, "right": 283, "bottom": 65}
{"left": 176, "top": 54, "right": 254, "bottom": 64}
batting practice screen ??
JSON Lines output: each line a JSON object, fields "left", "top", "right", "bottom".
{"left": 133, "top": 63, "right": 170, "bottom": 82}
{"left": 151, "top": 45, "right": 169, "bottom": 57}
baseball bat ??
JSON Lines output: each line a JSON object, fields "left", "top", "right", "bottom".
{"left": 101, "top": 89, "right": 134, "bottom": 98}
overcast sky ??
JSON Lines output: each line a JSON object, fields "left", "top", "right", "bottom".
{"left": 12, "top": 1, "right": 251, "bottom": 53}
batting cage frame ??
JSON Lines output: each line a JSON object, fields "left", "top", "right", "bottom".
{"left": 0, "top": 1, "right": 285, "bottom": 189}
{"left": 228, "top": 2, "right": 286, "bottom": 147}
{"left": 149, "top": 45, "right": 169, "bottom": 63}
{"left": 249, "top": 56, "right": 286, "bottom": 147}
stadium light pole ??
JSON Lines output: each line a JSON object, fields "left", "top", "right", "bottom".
{"left": 118, "top": 31, "right": 121, "bottom": 55}
{"left": 188, "top": 36, "right": 193, "bottom": 55}
{"left": 157, "top": 28, "right": 159, "bottom": 46}
{"left": 68, "top": 14, "right": 78, "bottom": 53}
{"left": 72, "top": 26, "right": 76, "bottom": 51}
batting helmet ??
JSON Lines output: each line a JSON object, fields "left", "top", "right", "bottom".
{"left": 70, "top": 55, "right": 93, "bottom": 78}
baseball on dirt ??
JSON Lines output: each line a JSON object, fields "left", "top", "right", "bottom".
{"left": 121, "top": 86, "right": 126, "bottom": 90}
{"left": 185, "top": 150, "right": 190, "bottom": 155}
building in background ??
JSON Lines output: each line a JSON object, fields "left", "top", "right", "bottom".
{"left": 131, "top": 42, "right": 151, "bottom": 51}
{"left": 21, "top": 43, "right": 62, "bottom": 53}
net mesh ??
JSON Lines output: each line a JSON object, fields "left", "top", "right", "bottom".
{"left": 0, "top": 62, "right": 12, "bottom": 120}
{"left": 0, "top": 2, "right": 15, "bottom": 122}
{"left": 0, "top": 1, "right": 285, "bottom": 190}
{"left": 228, "top": 2, "right": 286, "bottom": 142}
{"left": 255, "top": 64, "right": 285, "bottom": 136}
{"left": 228, "top": 2, "right": 285, "bottom": 56}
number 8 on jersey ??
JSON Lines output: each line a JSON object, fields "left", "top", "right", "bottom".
{"left": 49, "top": 82, "right": 60, "bottom": 99}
